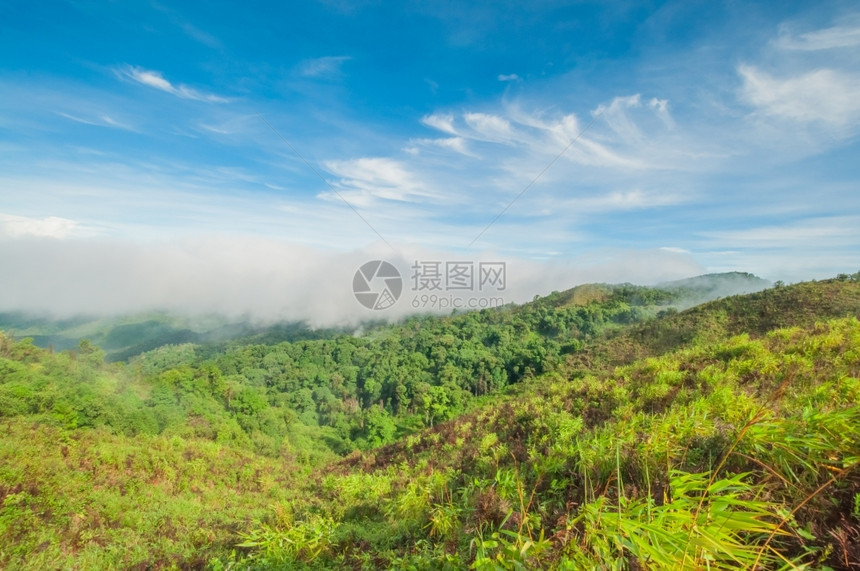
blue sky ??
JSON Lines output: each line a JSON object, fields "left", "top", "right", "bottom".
{"left": 1, "top": 1, "right": 859, "bottom": 321}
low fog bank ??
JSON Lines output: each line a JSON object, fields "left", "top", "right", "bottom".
{"left": 657, "top": 272, "right": 772, "bottom": 310}
{"left": 0, "top": 236, "right": 707, "bottom": 328}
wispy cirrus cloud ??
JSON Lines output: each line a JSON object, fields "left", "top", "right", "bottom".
{"left": 775, "top": 18, "right": 860, "bottom": 50}
{"left": 298, "top": 56, "right": 352, "bottom": 78}
{"left": 405, "top": 136, "right": 477, "bottom": 157}
{"left": 555, "top": 188, "right": 685, "bottom": 213}
{"left": 116, "top": 65, "right": 229, "bottom": 102}
{"left": 738, "top": 14, "right": 860, "bottom": 142}
{"left": 421, "top": 113, "right": 457, "bottom": 135}
{"left": 463, "top": 112, "right": 516, "bottom": 142}
{"left": 321, "top": 157, "right": 442, "bottom": 207}
{"left": 738, "top": 65, "right": 860, "bottom": 127}
{"left": 150, "top": 2, "right": 222, "bottom": 49}
{"left": 423, "top": 111, "right": 519, "bottom": 143}
{"left": 57, "top": 111, "right": 135, "bottom": 131}
{"left": 592, "top": 94, "right": 645, "bottom": 143}
{"left": 700, "top": 216, "right": 860, "bottom": 249}
{"left": 648, "top": 98, "right": 674, "bottom": 129}
{"left": 421, "top": 98, "right": 676, "bottom": 172}
{"left": 693, "top": 215, "right": 860, "bottom": 281}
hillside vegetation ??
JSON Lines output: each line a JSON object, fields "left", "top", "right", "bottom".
{"left": 0, "top": 276, "right": 859, "bottom": 569}
{"left": 270, "top": 315, "right": 859, "bottom": 569}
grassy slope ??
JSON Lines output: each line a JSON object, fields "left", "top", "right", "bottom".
{"left": 0, "top": 420, "right": 301, "bottom": 570}
{"left": 232, "top": 280, "right": 860, "bottom": 569}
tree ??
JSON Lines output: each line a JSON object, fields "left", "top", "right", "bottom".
{"left": 358, "top": 407, "right": 396, "bottom": 448}
{"left": 77, "top": 339, "right": 105, "bottom": 367}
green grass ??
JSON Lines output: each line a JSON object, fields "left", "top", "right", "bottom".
{"left": 0, "top": 420, "right": 301, "bottom": 569}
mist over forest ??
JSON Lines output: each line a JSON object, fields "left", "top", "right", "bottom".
{"left": 0, "top": 237, "right": 716, "bottom": 325}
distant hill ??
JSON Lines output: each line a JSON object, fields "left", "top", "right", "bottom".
{"left": 529, "top": 273, "right": 772, "bottom": 315}
{"left": 0, "top": 311, "right": 340, "bottom": 362}
{"left": 657, "top": 271, "right": 771, "bottom": 307}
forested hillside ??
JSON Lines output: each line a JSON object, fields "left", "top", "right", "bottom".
{"left": 1, "top": 276, "right": 859, "bottom": 569}
{"left": 1, "top": 282, "right": 687, "bottom": 461}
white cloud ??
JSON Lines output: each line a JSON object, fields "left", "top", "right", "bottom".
{"left": 149, "top": 3, "right": 222, "bottom": 49}
{"left": 421, "top": 113, "right": 458, "bottom": 135}
{"left": 498, "top": 73, "right": 521, "bottom": 82}
{"left": 739, "top": 65, "right": 860, "bottom": 127}
{"left": 523, "top": 188, "right": 685, "bottom": 220}
{"left": 197, "top": 123, "right": 232, "bottom": 135}
{"left": 298, "top": 56, "right": 352, "bottom": 78}
{"left": 0, "top": 213, "right": 87, "bottom": 239}
{"left": 775, "top": 20, "right": 860, "bottom": 50}
{"left": 57, "top": 112, "right": 134, "bottom": 131}
{"left": 131, "top": 68, "right": 172, "bottom": 91}
{"left": 700, "top": 216, "right": 860, "bottom": 249}
{"left": 464, "top": 112, "right": 515, "bottom": 142}
{"left": 117, "top": 65, "right": 229, "bottom": 103}
{"left": 322, "top": 157, "right": 440, "bottom": 206}
{"left": 100, "top": 115, "right": 130, "bottom": 129}
{"left": 420, "top": 100, "right": 678, "bottom": 171}
{"left": 432, "top": 136, "right": 472, "bottom": 155}
{"left": 506, "top": 108, "right": 579, "bottom": 147}
{"left": 180, "top": 23, "right": 221, "bottom": 49}
{"left": 648, "top": 98, "right": 675, "bottom": 129}
{"left": 572, "top": 189, "right": 683, "bottom": 211}
{"left": 593, "top": 94, "right": 644, "bottom": 143}
{"left": 564, "top": 134, "right": 649, "bottom": 169}
{"left": 407, "top": 136, "right": 476, "bottom": 157}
